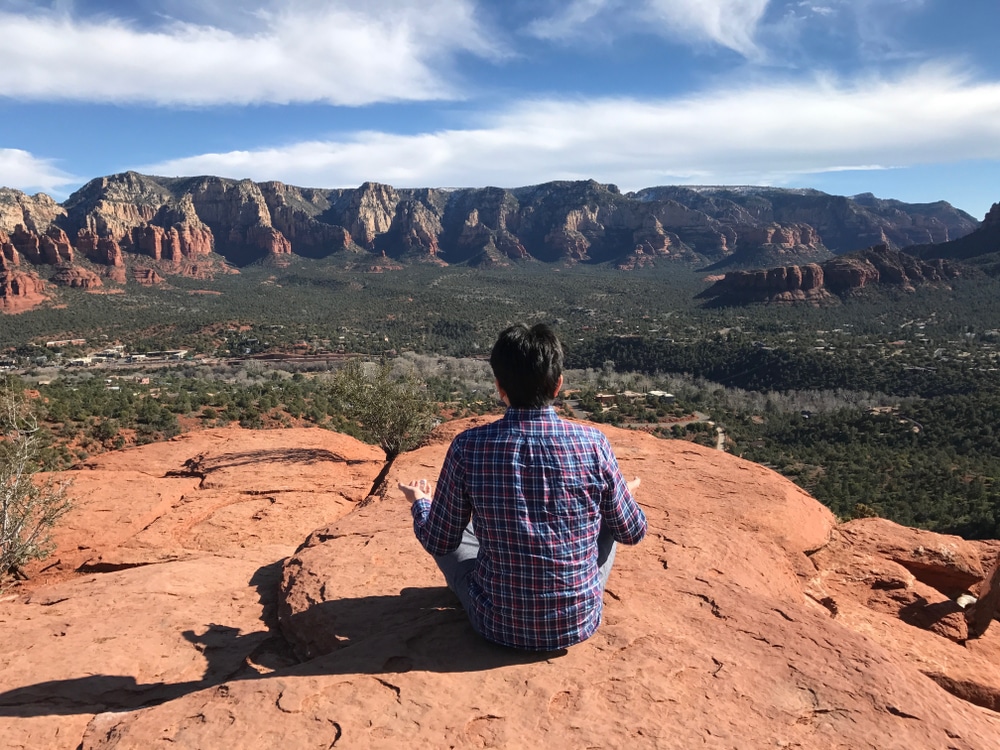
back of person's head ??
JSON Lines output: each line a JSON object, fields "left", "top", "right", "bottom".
{"left": 490, "top": 323, "right": 563, "bottom": 408}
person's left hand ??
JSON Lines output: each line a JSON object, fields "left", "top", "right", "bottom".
{"left": 398, "top": 478, "right": 432, "bottom": 503}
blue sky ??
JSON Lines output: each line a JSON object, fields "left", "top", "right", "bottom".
{"left": 1, "top": 0, "right": 999, "bottom": 219}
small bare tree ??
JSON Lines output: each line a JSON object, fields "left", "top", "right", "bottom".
{"left": 330, "top": 359, "right": 437, "bottom": 459}
{"left": 1, "top": 379, "right": 72, "bottom": 588}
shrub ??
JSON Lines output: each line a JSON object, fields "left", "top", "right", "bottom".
{"left": 1, "top": 379, "right": 72, "bottom": 588}
{"left": 330, "top": 359, "right": 437, "bottom": 458}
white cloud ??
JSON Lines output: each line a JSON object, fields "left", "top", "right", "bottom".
{"left": 0, "top": 0, "right": 499, "bottom": 105}
{"left": 139, "top": 66, "right": 1000, "bottom": 191}
{"left": 528, "top": 0, "right": 771, "bottom": 57}
{"left": 0, "top": 149, "right": 78, "bottom": 195}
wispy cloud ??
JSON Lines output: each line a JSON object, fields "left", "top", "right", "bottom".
{"left": 0, "top": 0, "right": 499, "bottom": 105}
{"left": 828, "top": 0, "right": 926, "bottom": 62}
{"left": 0, "top": 149, "right": 79, "bottom": 195}
{"left": 139, "top": 66, "right": 1000, "bottom": 190}
{"left": 528, "top": 0, "right": 771, "bottom": 57}
{"left": 640, "top": 0, "right": 771, "bottom": 57}
{"left": 784, "top": 0, "right": 929, "bottom": 62}
{"left": 527, "top": 0, "right": 618, "bottom": 42}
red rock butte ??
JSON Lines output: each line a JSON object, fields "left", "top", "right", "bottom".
{"left": 3, "top": 419, "right": 1000, "bottom": 748}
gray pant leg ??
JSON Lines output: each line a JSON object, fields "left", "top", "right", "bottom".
{"left": 432, "top": 524, "right": 479, "bottom": 616}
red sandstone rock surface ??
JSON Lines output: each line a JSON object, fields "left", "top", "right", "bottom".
{"left": 0, "top": 176, "right": 225, "bottom": 295}
{"left": 0, "top": 230, "right": 20, "bottom": 269}
{"left": 130, "top": 267, "right": 165, "bottom": 286}
{"left": 3, "top": 421, "right": 1000, "bottom": 748}
{"left": 0, "top": 269, "right": 47, "bottom": 311}
{"left": 132, "top": 223, "right": 214, "bottom": 262}
{"left": 50, "top": 265, "right": 103, "bottom": 289}
{"left": 76, "top": 229, "right": 124, "bottom": 267}
{"left": 700, "top": 244, "right": 960, "bottom": 306}
{"left": 10, "top": 224, "right": 74, "bottom": 265}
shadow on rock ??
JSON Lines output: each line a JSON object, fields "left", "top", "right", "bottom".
{"left": 280, "top": 585, "right": 566, "bottom": 673}
{"left": 0, "top": 566, "right": 560, "bottom": 717}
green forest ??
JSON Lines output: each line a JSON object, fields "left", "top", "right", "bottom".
{"left": 5, "top": 260, "right": 1000, "bottom": 539}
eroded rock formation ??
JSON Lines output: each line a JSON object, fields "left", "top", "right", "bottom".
{"left": 0, "top": 268, "right": 47, "bottom": 311}
{"left": 51, "top": 265, "right": 103, "bottom": 289}
{"left": 0, "top": 187, "right": 67, "bottom": 234}
{"left": 130, "top": 267, "right": 165, "bottom": 286}
{"left": 0, "top": 230, "right": 20, "bottom": 269}
{"left": 700, "top": 245, "right": 960, "bottom": 306}
{"left": 10, "top": 224, "right": 74, "bottom": 265}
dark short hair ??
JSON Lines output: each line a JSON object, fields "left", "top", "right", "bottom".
{"left": 490, "top": 323, "right": 563, "bottom": 408}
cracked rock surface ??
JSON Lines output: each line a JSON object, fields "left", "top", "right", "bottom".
{"left": 3, "top": 420, "right": 1000, "bottom": 748}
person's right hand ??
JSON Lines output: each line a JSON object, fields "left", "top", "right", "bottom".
{"left": 398, "top": 478, "right": 432, "bottom": 503}
{"left": 627, "top": 476, "right": 641, "bottom": 493}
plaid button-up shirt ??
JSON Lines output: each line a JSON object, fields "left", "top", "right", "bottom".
{"left": 412, "top": 407, "right": 647, "bottom": 650}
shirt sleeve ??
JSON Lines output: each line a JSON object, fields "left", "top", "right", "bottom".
{"left": 597, "top": 436, "right": 647, "bottom": 545}
{"left": 411, "top": 436, "right": 473, "bottom": 555}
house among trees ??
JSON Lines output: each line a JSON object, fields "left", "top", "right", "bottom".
{"left": 647, "top": 390, "right": 676, "bottom": 403}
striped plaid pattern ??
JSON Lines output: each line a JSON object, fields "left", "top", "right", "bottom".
{"left": 412, "top": 407, "right": 647, "bottom": 650}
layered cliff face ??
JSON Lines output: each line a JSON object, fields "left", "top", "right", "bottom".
{"left": 258, "top": 181, "right": 357, "bottom": 259}
{"left": 0, "top": 175, "right": 981, "bottom": 294}
{"left": 700, "top": 245, "right": 960, "bottom": 306}
{"left": 10, "top": 225, "right": 74, "bottom": 264}
{"left": 912, "top": 202, "right": 1000, "bottom": 274}
{"left": 699, "top": 262, "right": 831, "bottom": 306}
{"left": 0, "top": 188, "right": 67, "bottom": 234}
{"left": 702, "top": 221, "right": 833, "bottom": 271}
{"left": 636, "top": 186, "right": 978, "bottom": 255}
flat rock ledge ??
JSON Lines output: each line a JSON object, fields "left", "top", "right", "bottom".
{"left": 2, "top": 421, "right": 1000, "bottom": 748}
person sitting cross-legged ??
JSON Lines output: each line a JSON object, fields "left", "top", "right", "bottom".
{"left": 399, "top": 323, "right": 647, "bottom": 651}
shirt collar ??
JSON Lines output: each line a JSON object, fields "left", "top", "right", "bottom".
{"left": 502, "top": 405, "right": 559, "bottom": 423}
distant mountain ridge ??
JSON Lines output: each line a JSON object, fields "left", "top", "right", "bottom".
{"left": 909, "top": 202, "right": 1000, "bottom": 274}
{"left": 0, "top": 173, "right": 982, "bottom": 310}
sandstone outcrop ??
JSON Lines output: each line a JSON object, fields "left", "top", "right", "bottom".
{"left": 823, "top": 245, "right": 957, "bottom": 293}
{"left": 103, "top": 266, "right": 128, "bottom": 284}
{"left": 51, "top": 265, "right": 103, "bottom": 289}
{"left": 75, "top": 229, "right": 124, "bottom": 267}
{"left": 341, "top": 182, "right": 400, "bottom": 250}
{"left": 9, "top": 224, "right": 74, "bottom": 265}
{"left": 699, "top": 262, "right": 830, "bottom": 305}
{"left": 700, "top": 244, "right": 960, "bottom": 306}
{"left": 0, "top": 230, "right": 20, "bottom": 269}
{"left": 131, "top": 221, "right": 214, "bottom": 262}
{"left": 701, "top": 221, "right": 834, "bottom": 271}
{"left": 0, "top": 269, "right": 47, "bottom": 311}
{"left": 260, "top": 182, "right": 359, "bottom": 259}
{"left": 3, "top": 421, "right": 1000, "bottom": 748}
{"left": 0, "top": 188, "right": 66, "bottom": 234}
{"left": 130, "top": 267, "right": 165, "bottom": 286}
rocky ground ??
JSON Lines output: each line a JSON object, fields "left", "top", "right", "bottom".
{"left": 3, "top": 420, "right": 1000, "bottom": 748}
